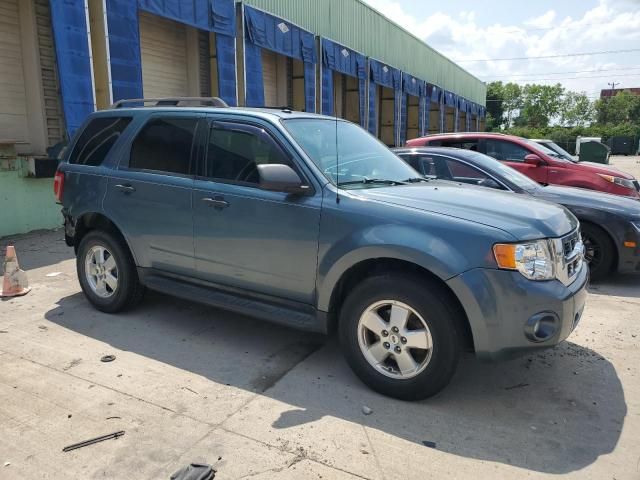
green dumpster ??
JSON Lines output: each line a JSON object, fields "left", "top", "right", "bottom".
{"left": 578, "top": 141, "right": 610, "bottom": 164}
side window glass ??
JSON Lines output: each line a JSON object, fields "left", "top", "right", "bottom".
{"left": 445, "top": 159, "right": 487, "bottom": 180}
{"left": 205, "top": 124, "right": 293, "bottom": 184}
{"left": 129, "top": 117, "right": 197, "bottom": 174}
{"left": 486, "top": 140, "right": 528, "bottom": 162}
{"left": 69, "top": 117, "right": 132, "bottom": 166}
{"left": 415, "top": 155, "right": 437, "bottom": 176}
{"left": 441, "top": 140, "right": 479, "bottom": 151}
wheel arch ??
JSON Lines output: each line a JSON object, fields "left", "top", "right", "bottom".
{"left": 324, "top": 257, "right": 474, "bottom": 352}
{"left": 73, "top": 212, "right": 138, "bottom": 265}
{"left": 579, "top": 218, "right": 619, "bottom": 272}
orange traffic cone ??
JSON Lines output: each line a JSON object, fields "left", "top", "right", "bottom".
{"left": 0, "top": 246, "right": 31, "bottom": 297}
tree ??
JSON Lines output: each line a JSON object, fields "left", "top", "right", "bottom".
{"left": 594, "top": 90, "right": 640, "bottom": 125}
{"left": 519, "top": 83, "right": 565, "bottom": 128}
{"left": 502, "top": 83, "right": 522, "bottom": 128}
{"left": 560, "top": 91, "right": 594, "bottom": 127}
{"left": 485, "top": 81, "right": 505, "bottom": 131}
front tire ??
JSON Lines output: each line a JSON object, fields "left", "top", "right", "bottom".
{"left": 77, "top": 230, "right": 145, "bottom": 313}
{"left": 339, "top": 274, "right": 460, "bottom": 400}
{"left": 582, "top": 223, "right": 615, "bottom": 281}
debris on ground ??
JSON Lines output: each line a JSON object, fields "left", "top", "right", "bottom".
{"left": 170, "top": 463, "right": 216, "bottom": 480}
{"left": 45, "top": 272, "right": 62, "bottom": 277}
{"left": 62, "top": 431, "right": 125, "bottom": 452}
{"left": 504, "top": 383, "right": 529, "bottom": 391}
{"left": 100, "top": 355, "right": 116, "bottom": 363}
{"left": 362, "top": 406, "right": 373, "bottom": 415}
{"left": 4, "top": 462, "right": 10, "bottom": 467}
{"left": 422, "top": 441, "right": 436, "bottom": 449}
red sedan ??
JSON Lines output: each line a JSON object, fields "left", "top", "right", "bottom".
{"left": 407, "top": 133, "right": 640, "bottom": 199}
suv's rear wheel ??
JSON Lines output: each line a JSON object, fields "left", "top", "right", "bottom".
{"left": 77, "top": 230, "right": 144, "bottom": 312}
{"left": 339, "top": 274, "right": 460, "bottom": 400}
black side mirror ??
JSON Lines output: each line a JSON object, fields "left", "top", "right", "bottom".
{"left": 258, "top": 164, "right": 309, "bottom": 194}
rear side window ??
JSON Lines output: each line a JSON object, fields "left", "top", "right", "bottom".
{"left": 69, "top": 117, "right": 132, "bottom": 166}
{"left": 129, "top": 117, "right": 198, "bottom": 175}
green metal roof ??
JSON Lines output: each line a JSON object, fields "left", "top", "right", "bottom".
{"left": 238, "top": 0, "right": 486, "bottom": 105}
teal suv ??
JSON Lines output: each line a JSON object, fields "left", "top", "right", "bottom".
{"left": 54, "top": 99, "right": 588, "bottom": 399}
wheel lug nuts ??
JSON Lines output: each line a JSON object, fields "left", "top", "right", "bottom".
{"left": 401, "top": 337, "right": 407, "bottom": 344}
{"left": 383, "top": 342, "right": 390, "bottom": 349}
{"left": 381, "top": 330, "right": 388, "bottom": 337}
{"left": 394, "top": 346, "right": 401, "bottom": 353}
{"left": 391, "top": 327, "right": 399, "bottom": 333}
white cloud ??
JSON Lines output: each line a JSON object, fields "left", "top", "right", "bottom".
{"left": 361, "top": 0, "right": 640, "bottom": 99}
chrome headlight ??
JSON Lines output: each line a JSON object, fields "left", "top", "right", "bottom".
{"left": 494, "top": 239, "right": 555, "bottom": 281}
{"left": 597, "top": 174, "right": 636, "bottom": 190}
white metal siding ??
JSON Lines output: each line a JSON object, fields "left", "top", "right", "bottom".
{"left": 139, "top": 11, "right": 189, "bottom": 98}
{"left": 0, "top": 0, "right": 29, "bottom": 148}
{"left": 262, "top": 49, "right": 277, "bottom": 106}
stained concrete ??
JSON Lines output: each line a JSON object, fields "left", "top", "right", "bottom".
{"left": 0, "top": 156, "right": 639, "bottom": 479}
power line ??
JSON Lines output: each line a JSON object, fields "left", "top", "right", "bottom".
{"left": 455, "top": 48, "right": 640, "bottom": 62}
{"left": 500, "top": 72, "right": 640, "bottom": 82}
{"left": 497, "top": 21, "right": 608, "bottom": 34}
{"left": 485, "top": 66, "right": 640, "bottom": 78}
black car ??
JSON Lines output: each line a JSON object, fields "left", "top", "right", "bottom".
{"left": 394, "top": 147, "right": 640, "bottom": 280}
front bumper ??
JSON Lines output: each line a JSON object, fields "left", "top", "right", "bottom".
{"left": 446, "top": 263, "right": 589, "bottom": 361}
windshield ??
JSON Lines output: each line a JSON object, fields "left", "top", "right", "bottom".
{"left": 461, "top": 150, "right": 542, "bottom": 192}
{"left": 544, "top": 141, "right": 576, "bottom": 162}
{"left": 282, "top": 118, "right": 419, "bottom": 188}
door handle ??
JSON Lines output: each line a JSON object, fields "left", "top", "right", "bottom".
{"left": 115, "top": 184, "right": 135, "bottom": 193}
{"left": 201, "top": 197, "right": 230, "bottom": 209}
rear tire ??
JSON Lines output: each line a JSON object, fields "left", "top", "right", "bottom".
{"left": 581, "top": 223, "right": 615, "bottom": 281}
{"left": 77, "top": 230, "right": 145, "bottom": 313}
{"left": 338, "top": 274, "right": 460, "bottom": 400}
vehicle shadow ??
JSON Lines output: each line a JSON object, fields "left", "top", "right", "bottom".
{"left": 588, "top": 273, "right": 640, "bottom": 299}
{"left": 45, "top": 291, "right": 626, "bottom": 475}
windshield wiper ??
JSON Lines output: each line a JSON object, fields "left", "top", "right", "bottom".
{"left": 403, "top": 176, "right": 433, "bottom": 183}
{"left": 338, "top": 178, "right": 408, "bottom": 186}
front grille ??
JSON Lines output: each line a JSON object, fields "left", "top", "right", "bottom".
{"left": 553, "top": 229, "right": 584, "bottom": 286}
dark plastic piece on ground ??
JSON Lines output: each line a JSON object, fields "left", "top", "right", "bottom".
{"left": 422, "top": 441, "right": 437, "bottom": 449}
{"left": 170, "top": 463, "right": 216, "bottom": 480}
{"left": 62, "top": 431, "right": 125, "bottom": 452}
{"left": 100, "top": 355, "right": 116, "bottom": 362}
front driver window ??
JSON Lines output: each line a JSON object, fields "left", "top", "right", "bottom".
{"left": 485, "top": 140, "right": 530, "bottom": 162}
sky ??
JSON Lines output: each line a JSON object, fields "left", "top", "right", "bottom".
{"left": 361, "top": 0, "right": 640, "bottom": 100}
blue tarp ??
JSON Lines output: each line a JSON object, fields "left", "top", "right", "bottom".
{"left": 107, "top": 0, "right": 237, "bottom": 106}
{"left": 50, "top": 0, "right": 95, "bottom": 137}
{"left": 368, "top": 59, "right": 401, "bottom": 137}
{"left": 320, "top": 38, "right": 366, "bottom": 126}
{"left": 444, "top": 90, "right": 456, "bottom": 107}
{"left": 400, "top": 73, "right": 426, "bottom": 144}
{"left": 244, "top": 5, "right": 317, "bottom": 112}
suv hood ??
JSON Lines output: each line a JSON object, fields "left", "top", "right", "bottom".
{"left": 572, "top": 161, "right": 635, "bottom": 179}
{"left": 535, "top": 185, "right": 640, "bottom": 216}
{"left": 355, "top": 182, "right": 578, "bottom": 240}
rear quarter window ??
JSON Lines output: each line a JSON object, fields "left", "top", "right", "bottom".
{"left": 68, "top": 117, "right": 132, "bottom": 166}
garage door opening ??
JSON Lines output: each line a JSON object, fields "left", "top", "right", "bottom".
{"left": 138, "top": 11, "right": 213, "bottom": 100}
{"left": 428, "top": 101, "right": 440, "bottom": 134}
{"left": 405, "top": 95, "right": 419, "bottom": 142}
{"left": 378, "top": 85, "right": 395, "bottom": 146}
{"left": 445, "top": 105, "right": 455, "bottom": 133}
{"left": 459, "top": 110, "right": 467, "bottom": 132}
{"left": 261, "top": 49, "right": 305, "bottom": 110}
{"left": 332, "top": 72, "right": 360, "bottom": 123}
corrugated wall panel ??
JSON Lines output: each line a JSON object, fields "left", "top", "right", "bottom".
{"left": 239, "top": 0, "right": 485, "bottom": 104}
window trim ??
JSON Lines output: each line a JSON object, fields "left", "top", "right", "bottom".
{"left": 119, "top": 114, "right": 202, "bottom": 178}
{"left": 199, "top": 118, "right": 313, "bottom": 192}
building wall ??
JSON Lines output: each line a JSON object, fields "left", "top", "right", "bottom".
{"left": 239, "top": 0, "right": 486, "bottom": 105}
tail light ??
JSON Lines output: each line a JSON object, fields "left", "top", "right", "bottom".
{"left": 53, "top": 169, "right": 65, "bottom": 203}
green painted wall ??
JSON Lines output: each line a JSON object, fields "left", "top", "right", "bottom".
{"left": 239, "top": 0, "right": 486, "bottom": 104}
{"left": 0, "top": 170, "right": 61, "bottom": 238}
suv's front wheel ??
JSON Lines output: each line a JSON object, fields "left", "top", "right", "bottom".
{"left": 339, "top": 274, "right": 460, "bottom": 400}
{"left": 77, "top": 230, "right": 144, "bottom": 313}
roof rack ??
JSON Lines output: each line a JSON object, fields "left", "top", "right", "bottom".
{"left": 111, "top": 97, "right": 229, "bottom": 109}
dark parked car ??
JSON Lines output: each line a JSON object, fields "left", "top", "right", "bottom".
{"left": 395, "top": 147, "right": 640, "bottom": 280}
{"left": 407, "top": 132, "right": 640, "bottom": 199}
{"left": 54, "top": 99, "right": 588, "bottom": 400}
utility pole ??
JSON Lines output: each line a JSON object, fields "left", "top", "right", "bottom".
{"left": 605, "top": 82, "right": 620, "bottom": 124}
{"left": 608, "top": 81, "right": 620, "bottom": 97}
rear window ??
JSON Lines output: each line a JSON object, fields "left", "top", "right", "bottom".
{"left": 69, "top": 117, "right": 132, "bottom": 166}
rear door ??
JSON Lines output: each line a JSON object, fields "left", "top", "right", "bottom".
{"left": 192, "top": 117, "right": 321, "bottom": 304}
{"left": 103, "top": 113, "right": 201, "bottom": 276}
{"left": 483, "top": 138, "right": 548, "bottom": 184}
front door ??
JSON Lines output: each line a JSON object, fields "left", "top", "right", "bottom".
{"left": 192, "top": 119, "right": 321, "bottom": 304}
{"left": 103, "top": 114, "right": 200, "bottom": 276}
{"left": 483, "top": 138, "right": 549, "bottom": 184}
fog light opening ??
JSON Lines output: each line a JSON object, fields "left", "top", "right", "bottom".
{"left": 525, "top": 312, "right": 560, "bottom": 343}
